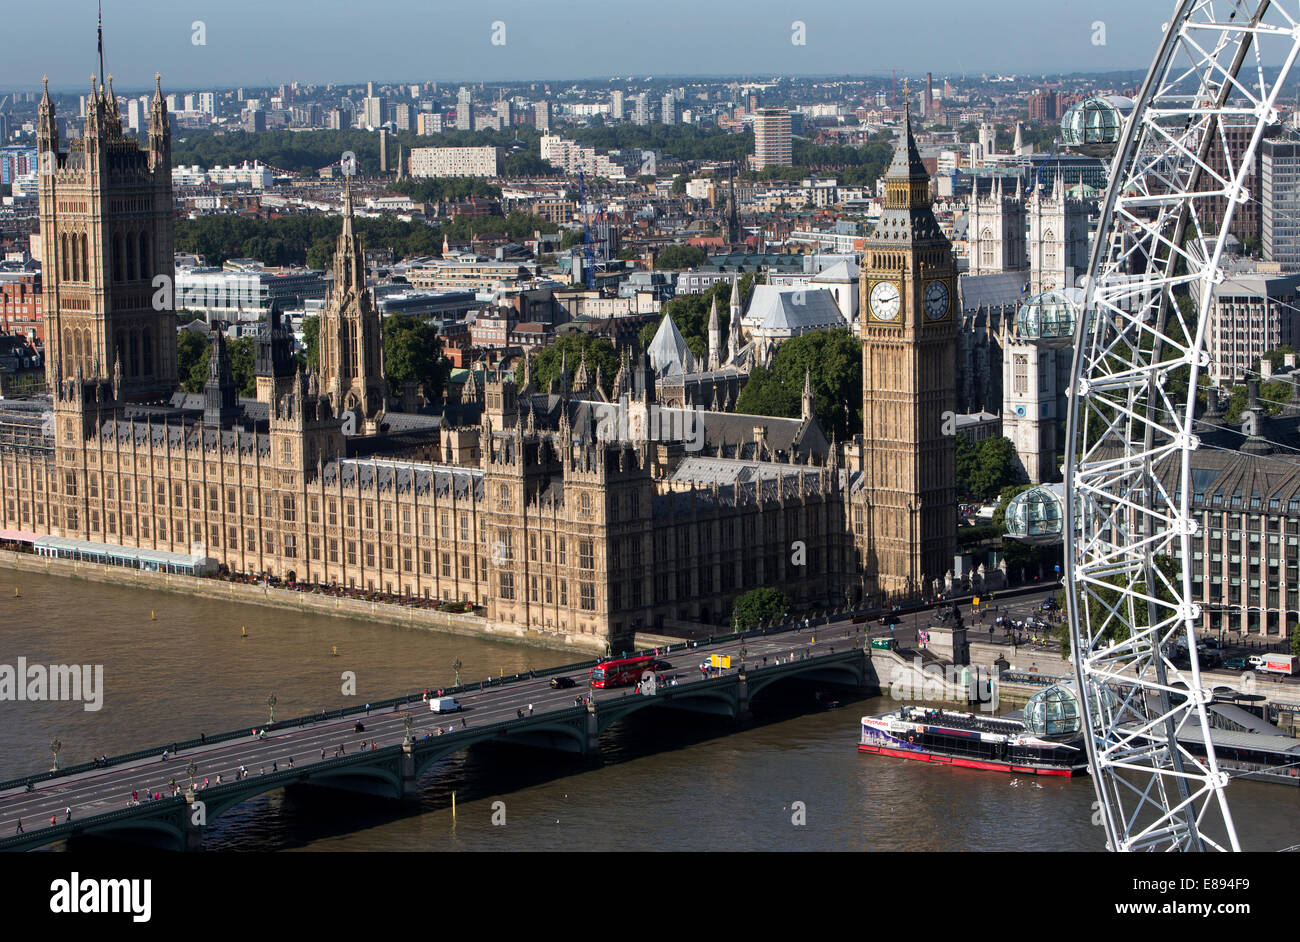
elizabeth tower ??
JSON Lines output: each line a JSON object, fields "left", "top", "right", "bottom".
{"left": 857, "top": 96, "right": 957, "bottom": 598}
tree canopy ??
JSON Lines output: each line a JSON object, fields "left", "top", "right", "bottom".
{"left": 653, "top": 244, "right": 707, "bottom": 271}
{"left": 382, "top": 314, "right": 450, "bottom": 400}
{"left": 957, "top": 435, "right": 1022, "bottom": 501}
{"left": 731, "top": 587, "right": 790, "bottom": 629}
{"left": 734, "top": 327, "right": 863, "bottom": 439}
{"left": 515, "top": 333, "right": 618, "bottom": 399}
{"left": 176, "top": 332, "right": 257, "bottom": 399}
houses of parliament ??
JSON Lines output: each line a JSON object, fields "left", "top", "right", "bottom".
{"left": 0, "top": 73, "right": 957, "bottom": 649}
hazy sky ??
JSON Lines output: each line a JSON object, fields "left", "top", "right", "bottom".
{"left": 6, "top": 0, "right": 1170, "bottom": 93}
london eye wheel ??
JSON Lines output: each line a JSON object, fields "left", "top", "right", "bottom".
{"left": 1065, "top": 1, "right": 1300, "bottom": 852}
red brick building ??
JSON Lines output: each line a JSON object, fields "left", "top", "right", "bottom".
{"left": 0, "top": 269, "right": 43, "bottom": 343}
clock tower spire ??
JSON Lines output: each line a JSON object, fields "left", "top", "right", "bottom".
{"left": 855, "top": 87, "right": 958, "bottom": 601}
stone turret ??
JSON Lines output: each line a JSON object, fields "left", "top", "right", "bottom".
{"left": 203, "top": 327, "right": 240, "bottom": 427}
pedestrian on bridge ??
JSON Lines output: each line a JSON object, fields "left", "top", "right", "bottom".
{"left": 15, "top": 819, "right": 21, "bottom": 833}
{"left": 528, "top": 703, "right": 534, "bottom": 715}
{"left": 64, "top": 807, "right": 71, "bottom": 822}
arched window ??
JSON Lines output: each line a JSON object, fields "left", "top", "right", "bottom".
{"left": 129, "top": 329, "right": 140, "bottom": 377}
{"left": 62, "top": 328, "right": 73, "bottom": 378}
{"left": 125, "top": 231, "right": 136, "bottom": 281}
{"left": 79, "top": 234, "right": 89, "bottom": 282}
{"left": 139, "top": 232, "right": 150, "bottom": 282}
{"left": 82, "top": 328, "right": 92, "bottom": 372}
{"left": 69, "top": 233, "right": 79, "bottom": 282}
{"left": 113, "top": 234, "right": 124, "bottom": 283}
{"left": 141, "top": 327, "right": 153, "bottom": 376}
{"left": 979, "top": 227, "right": 994, "bottom": 268}
{"left": 61, "top": 234, "right": 70, "bottom": 281}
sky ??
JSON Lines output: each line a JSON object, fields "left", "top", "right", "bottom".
{"left": 4, "top": 0, "right": 1172, "bottom": 93}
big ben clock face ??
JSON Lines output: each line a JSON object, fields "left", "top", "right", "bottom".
{"left": 869, "top": 281, "right": 901, "bottom": 321}
{"left": 924, "top": 280, "right": 950, "bottom": 319}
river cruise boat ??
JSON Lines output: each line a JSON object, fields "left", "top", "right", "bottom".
{"left": 859, "top": 704, "right": 1088, "bottom": 777}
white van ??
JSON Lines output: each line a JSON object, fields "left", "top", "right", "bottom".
{"left": 429, "top": 696, "right": 462, "bottom": 714}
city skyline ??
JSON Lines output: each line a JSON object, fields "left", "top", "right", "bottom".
{"left": 5, "top": 0, "right": 1167, "bottom": 91}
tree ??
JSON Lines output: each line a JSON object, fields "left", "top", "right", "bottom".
{"left": 653, "top": 245, "right": 707, "bottom": 271}
{"left": 671, "top": 174, "right": 689, "bottom": 194}
{"left": 734, "top": 328, "right": 863, "bottom": 439}
{"left": 176, "top": 332, "right": 256, "bottom": 397}
{"left": 972, "top": 436, "right": 1019, "bottom": 504}
{"left": 643, "top": 280, "right": 734, "bottom": 361}
{"left": 383, "top": 314, "right": 450, "bottom": 400}
{"left": 992, "top": 483, "right": 1035, "bottom": 531}
{"left": 731, "top": 587, "right": 789, "bottom": 629}
{"left": 177, "top": 331, "right": 209, "bottom": 393}
{"left": 518, "top": 334, "right": 618, "bottom": 398}
{"left": 301, "top": 316, "right": 320, "bottom": 372}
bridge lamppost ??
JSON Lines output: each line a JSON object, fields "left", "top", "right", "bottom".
{"left": 49, "top": 738, "right": 61, "bottom": 772}
{"left": 403, "top": 713, "right": 413, "bottom": 746}
{"left": 187, "top": 761, "right": 197, "bottom": 792}
{"left": 452, "top": 659, "right": 462, "bottom": 686}
{"left": 267, "top": 693, "right": 277, "bottom": 727}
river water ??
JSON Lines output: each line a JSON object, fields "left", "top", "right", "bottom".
{"left": 1, "top": 568, "right": 1297, "bottom": 851}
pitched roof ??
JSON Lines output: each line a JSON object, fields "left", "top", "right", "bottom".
{"left": 647, "top": 313, "right": 696, "bottom": 376}
{"left": 745, "top": 285, "right": 846, "bottom": 333}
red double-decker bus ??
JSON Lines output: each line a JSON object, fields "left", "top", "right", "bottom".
{"left": 590, "top": 655, "right": 654, "bottom": 689}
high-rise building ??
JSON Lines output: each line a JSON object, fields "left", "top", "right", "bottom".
{"left": 495, "top": 99, "right": 512, "bottom": 128}
{"left": 610, "top": 90, "right": 624, "bottom": 121}
{"left": 1263, "top": 138, "right": 1300, "bottom": 271}
{"left": 408, "top": 145, "right": 502, "bottom": 178}
{"left": 456, "top": 87, "right": 474, "bottom": 131}
{"left": 854, "top": 104, "right": 957, "bottom": 598}
{"left": 661, "top": 93, "right": 677, "bottom": 125}
{"left": 1204, "top": 115, "right": 1262, "bottom": 246}
{"left": 36, "top": 75, "right": 178, "bottom": 399}
{"left": 534, "top": 100, "right": 550, "bottom": 131}
{"left": 417, "top": 112, "right": 443, "bottom": 136}
{"left": 198, "top": 92, "right": 215, "bottom": 115}
{"left": 363, "top": 95, "right": 385, "bottom": 129}
{"left": 393, "top": 103, "right": 414, "bottom": 132}
{"left": 752, "top": 109, "right": 792, "bottom": 170}
{"left": 632, "top": 93, "right": 650, "bottom": 126}
{"left": 1027, "top": 90, "right": 1057, "bottom": 123}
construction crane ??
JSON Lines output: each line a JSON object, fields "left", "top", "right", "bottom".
{"left": 577, "top": 170, "right": 596, "bottom": 290}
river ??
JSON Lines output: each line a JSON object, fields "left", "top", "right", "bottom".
{"left": 1, "top": 568, "right": 1296, "bottom": 851}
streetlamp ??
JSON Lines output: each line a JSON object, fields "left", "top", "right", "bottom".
{"left": 187, "top": 761, "right": 197, "bottom": 791}
{"left": 403, "top": 713, "right": 413, "bottom": 746}
{"left": 452, "top": 659, "right": 462, "bottom": 686}
{"left": 267, "top": 693, "right": 277, "bottom": 727}
{"left": 50, "top": 738, "right": 61, "bottom": 772}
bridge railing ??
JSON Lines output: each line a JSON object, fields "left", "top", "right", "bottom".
{"left": 0, "top": 609, "right": 869, "bottom": 793}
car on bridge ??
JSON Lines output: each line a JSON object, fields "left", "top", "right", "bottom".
{"left": 549, "top": 676, "right": 576, "bottom": 689}
{"left": 1222, "top": 656, "right": 1248, "bottom": 671}
{"left": 429, "top": 696, "right": 462, "bottom": 713}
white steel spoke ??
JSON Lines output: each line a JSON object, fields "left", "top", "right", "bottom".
{"left": 1062, "top": 0, "right": 1300, "bottom": 853}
